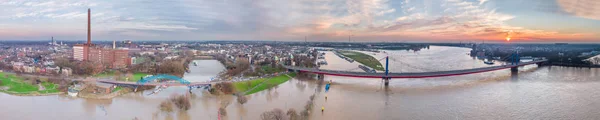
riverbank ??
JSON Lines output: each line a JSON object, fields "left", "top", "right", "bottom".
{"left": 94, "top": 71, "right": 150, "bottom": 82}
{"left": 548, "top": 63, "right": 600, "bottom": 68}
{"left": 78, "top": 88, "right": 132, "bottom": 99}
{"left": 0, "top": 72, "right": 61, "bottom": 96}
{"left": 194, "top": 55, "right": 215, "bottom": 60}
{"left": 338, "top": 50, "right": 384, "bottom": 71}
{"left": 233, "top": 73, "right": 296, "bottom": 95}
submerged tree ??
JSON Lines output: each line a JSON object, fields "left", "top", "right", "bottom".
{"left": 261, "top": 108, "right": 286, "bottom": 120}
{"left": 159, "top": 101, "right": 174, "bottom": 113}
{"left": 286, "top": 109, "right": 299, "bottom": 120}
{"left": 236, "top": 93, "right": 248, "bottom": 104}
{"left": 170, "top": 95, "right": 191, "bottom": 111}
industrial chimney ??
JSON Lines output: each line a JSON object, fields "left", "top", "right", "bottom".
{"left": 87, "top": 8, "right": 91, "bottom": 45}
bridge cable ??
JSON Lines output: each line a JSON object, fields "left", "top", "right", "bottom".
{"left": 388, "top": 56, "right": 438, "bottom": 72}
{"left": 343, "top": 67, "right": 363, "bottom": 71}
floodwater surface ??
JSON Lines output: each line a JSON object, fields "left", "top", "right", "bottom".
{"left": 1, "top": 47, "right": 599, "bottom": 120}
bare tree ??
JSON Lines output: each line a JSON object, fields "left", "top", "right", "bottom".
{"left": 226, "top": 58, "right": 250, "bottom": 76}
{"left": 157, "top": 59, "right": 186, "bottom": 77}
{"left": 54, "top": 57, "right": 73, "bottom": 74}
{"left": 184, "top": 50, "right": 195, "bottom": 56}
{"left": 261, "top": 108, "right": 287, "bottom": 120}
{"left": 170, "top": 95, "right": 191, "bottom": 111}
{"left": 114, "top": 71, "right": 122, "bottom": 80}
{"left": 75, "top": 61, "right": 105, "bottom": 75}
{"left": 286, "top": 109, "right": 299, "bottom": 120}
{"left": 159, "top": 101, "right": 174, "bottom": 113}
{"left": 219, "top": 107, "right": 227, "bottom": 116}
{"left": 236, "top": 93, "right": 248, "bottom": 104}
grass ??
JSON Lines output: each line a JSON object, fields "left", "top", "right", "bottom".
{"left": 0, "top": 72, "right": 60, "bottom": 94}
{"left": 261, "top": 65, "right": 285, "bottom": 74}
{"left": 94, "top": 71, "right": 116, "bottom": 78}
{"left": 233, "top": 73, "right": 296, "bottom": 95}
{"left": 339, "top": 50, "right": 385, "bottom": 71}
{"left": 128, "top": 73, "right": 150, "bottom": 82}
{"left": 113, "top": 86, "right": 123, "bottom": 92}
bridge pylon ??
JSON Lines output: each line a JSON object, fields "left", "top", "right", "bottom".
{"left": 510, "top": 52, "right": 520, "bottom": 72}
{"left": 383, "top": 56, "right": 390, "bottom": 86}
{"left": 317, "top": 73, "right": 325, "bottom": 80}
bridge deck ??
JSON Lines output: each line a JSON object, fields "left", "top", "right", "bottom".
{"left": 286, "top": 59, "right": 547, "bottom": 78}
{"left": 97, "top": 80, "right": 211, "bottom": 86}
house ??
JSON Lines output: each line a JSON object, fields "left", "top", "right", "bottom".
{"left": 61, "top": 67, "right": 72, "bottom": 76}
{"left": 23, "top": 66, "right": 34, "bottom": 73}
{"left": 45, "top": 66, "right": 60, "bottom": 75}
{"left": 95, "top": 83, "right": 115, "bottom": 94}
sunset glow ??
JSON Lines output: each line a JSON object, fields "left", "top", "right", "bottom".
{"left": 0, "top": 0, "right": 598, "bottom": 42}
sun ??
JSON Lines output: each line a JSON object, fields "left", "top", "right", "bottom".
{"left": 506, "top": 37, "right": 511, "bottom": 41}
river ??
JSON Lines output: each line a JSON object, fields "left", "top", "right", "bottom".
{"left": 1, "top": 46, "right": 599, "bottom": 120}
{"left": 312, "top": 46, "right": 600, "bottom": 120}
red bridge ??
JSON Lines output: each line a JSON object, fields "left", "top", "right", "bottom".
{"left": 285, "top": 57, "right": 547, "bottom": 86}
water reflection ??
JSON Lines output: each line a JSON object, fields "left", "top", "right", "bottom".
{"left": 511, "top": 69, "right": 519, "bottom": 81}
{"left": 1, "top": 47, "right": 600, "bottom": 120}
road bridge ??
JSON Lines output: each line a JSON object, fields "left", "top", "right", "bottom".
{"left": 285, "top": 55, "right": 547, "bottom": 86}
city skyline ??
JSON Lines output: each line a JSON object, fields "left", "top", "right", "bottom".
{"left": 0, "top": 0, "right": 599, "bottom": 42}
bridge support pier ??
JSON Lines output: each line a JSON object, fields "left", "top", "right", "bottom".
{"left": 510, "top": 67, "right": 518, "bottom": 72}
{"left": 536, "top": 62, "right": 545, "bottom": 66}
{"left": 383, "top": 78, "right": 390, "bottom": 86}
{"left": 317, "top": 74, "right": 325, "bottom": 80}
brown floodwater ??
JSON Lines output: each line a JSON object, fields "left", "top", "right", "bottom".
{"left": 1, "top": 46, "right": 599, "bottom": 120}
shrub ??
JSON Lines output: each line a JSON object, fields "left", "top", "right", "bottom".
{"left": 159, "top": 101, "right": 174, "bottom": 112}
{"left": 236, "top": 94, "right": 248, "bottom": 104}
{"left": 287, "top": 109, "right": 299, "bottom": 120}
{"left": 208, "top": 88, "right": 219, "bottom": 95}
{"left": 216, "top": 82, "right": 234, "bottom": 94}
{"left": 219, "top": 107, "right": 227, "bottom": 116}
{"left": 246, "top": 81, "right": 252, "bottom": 88}
{"left": 261, "top": 108, "right": 286, "bottom": 120}
{"left": 300, "top": 110, "right": 310, "bottom": 120}
{"left": 170, "top": 95, "right": 191, "bottom": 111}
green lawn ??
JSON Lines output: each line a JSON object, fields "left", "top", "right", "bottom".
{"left": 94, "top": 71, "right": 116, "bottom": 78}
{"left": 128, "top": 73, "right": 150, "bottom": 82}
{"left": 233, "top": 73, "right": 296, "bottom": 95}
{"left": 0, "top": 72, "right": 60, "bottom": 94}
{"left": 339, "top": 50, "right": 385, "bottom": 71}
{"left": 261, "top": 65, "right": 285, "bottom": 74}
{"left": 112, "top": 86, "right": 123, "bottom": 92}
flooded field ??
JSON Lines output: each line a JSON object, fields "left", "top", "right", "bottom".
{"left": 1, "top": 46, "right": 599, "bottom": 120}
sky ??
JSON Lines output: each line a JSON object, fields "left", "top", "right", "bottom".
{"left": 0, "top": 0, "right": 599, "bottom": 43}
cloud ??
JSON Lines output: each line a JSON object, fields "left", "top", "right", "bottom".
{"left": 112, "top": 23, "right": 198, "bottom": 32}
{"left": 479, "top": 0, "right": 488, "bottom": 5}
{"left": 556, "top": 0, "right": 600, "bottom": 20}
{"left": 0, "top": 0, "right": 597, "bottom": 41}
{"left": 45, "top": 12, "right": 86, "bottom": 19}
{"left": 3, "top": 1, "right": 96, "bottom": 19}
